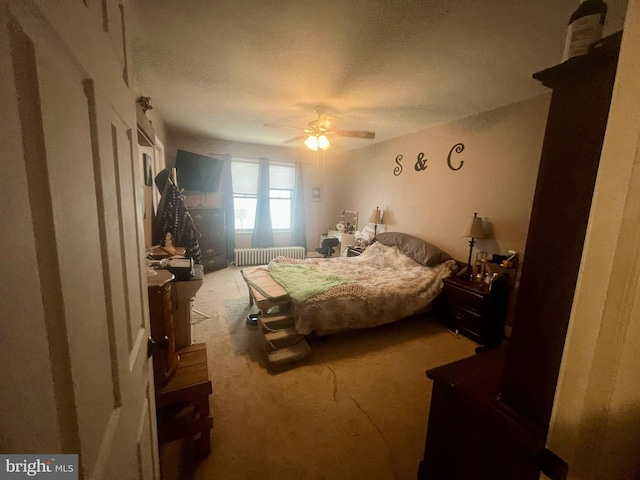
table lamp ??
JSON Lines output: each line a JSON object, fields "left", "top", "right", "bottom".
{"left": 460, "top": 212, "right": 486, "bottom": 276}
{"left": 368, "top": 207, "right": 383, "bottom": 236}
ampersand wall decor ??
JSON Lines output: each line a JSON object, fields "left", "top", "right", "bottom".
{"left": 414, "top": 152, "right": 428, "bottom": 171}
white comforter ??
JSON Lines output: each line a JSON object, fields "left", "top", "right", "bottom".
{"left": 271, "top": 241, "right": 458, "bottom": 334}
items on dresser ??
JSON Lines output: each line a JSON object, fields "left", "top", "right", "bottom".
{"left": 190, "top": 207, "right": 227, "bottom": 271}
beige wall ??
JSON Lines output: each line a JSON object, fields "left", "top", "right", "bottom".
{"left": 334, "top": 94, "right": 550, "bottom": 265}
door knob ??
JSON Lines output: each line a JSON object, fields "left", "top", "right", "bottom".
{"left": 147, "top": 335, "right": 169, "bottom": 357}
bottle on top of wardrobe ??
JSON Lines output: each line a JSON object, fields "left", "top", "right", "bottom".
{"left": 562, "top": 0, "right": 608, "bottom": 61}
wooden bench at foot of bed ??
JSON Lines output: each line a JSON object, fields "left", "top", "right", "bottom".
{"left": 241, "top": 266, "right": 291, "bottom": 314}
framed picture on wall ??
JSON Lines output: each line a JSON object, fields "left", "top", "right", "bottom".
{"left": 311, "top": 184, "right": 322, "bottom": 202}
{"left": 144, "top": 153, "right": 152, "bottom": 186}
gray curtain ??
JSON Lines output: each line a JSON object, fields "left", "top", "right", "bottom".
{"left": 222, "top": 154, "right": 235, "bottom": 260}
{"left": 291, "top": 162, "right": 307, "bottom": 249}
{"left": 251, "top": 157, "right": 274, "bottom": 247}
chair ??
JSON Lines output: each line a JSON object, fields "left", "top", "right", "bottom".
{"left": 315, "top": 237, "right": 340, "bottom": 257}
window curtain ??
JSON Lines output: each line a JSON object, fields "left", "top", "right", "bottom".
{"left": 291, "top": 162, "right": 307, "bottom": 249}
{"left": 222, "top": 154, "right": 235, "bottom": 260}
{"left": 251, "top": 157, "right": 274, "bottom": 247}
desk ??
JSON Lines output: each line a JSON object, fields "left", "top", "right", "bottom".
{"left": 320, "top": 230, "right": 355, "bottom": 257}
{"left": 171, "top": 264, "right": 204, "bottom": 349}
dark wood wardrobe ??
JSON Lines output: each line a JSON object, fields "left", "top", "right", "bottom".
{"left": 418, "top": 32, "right": 622, "bottom": 480}
{"left": 191, "top": 207, "right": 227, "bottom": 271}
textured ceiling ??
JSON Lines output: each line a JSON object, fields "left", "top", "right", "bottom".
{"left": 129, "top": 0, "right": 591, "bottom": 151}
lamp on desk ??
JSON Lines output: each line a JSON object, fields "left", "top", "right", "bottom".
{"left": 460, "top": 212, "right": 486, "bottom": 276}
{"left": 368, "top": 207, "right": 383, "bottom": 236}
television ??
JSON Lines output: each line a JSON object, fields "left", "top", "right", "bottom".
{"left": 175, "top": 149, "right": 224, "bottom": 192}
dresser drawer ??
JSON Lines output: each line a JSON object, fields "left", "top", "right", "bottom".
{"left": 190, "top": 208, "right": 223, "bottom": 223}
{"left": 201, "top": 253, "right": 227, "bottom": 272}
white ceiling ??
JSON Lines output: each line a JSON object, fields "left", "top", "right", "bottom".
{"left": 129, "top": 0, "right": 616, "bottom": 151}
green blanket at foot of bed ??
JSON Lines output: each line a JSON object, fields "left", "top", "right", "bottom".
{"left": 268, "top": 262, "right": 354, "bottom": 303}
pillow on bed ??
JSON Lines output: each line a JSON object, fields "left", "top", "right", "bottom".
{"left": 375, "top": 232, "right": 453, "bottom": 267}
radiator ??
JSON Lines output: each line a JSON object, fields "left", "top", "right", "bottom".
{"left": 234, "top": 246, "right": 306, "bottom": 266}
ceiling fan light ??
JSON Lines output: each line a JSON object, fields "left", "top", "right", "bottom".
{"left": 304, "top": 135, "right": 319, "bottom": 151}
{"left": 318, "top": 135, "right": 330, "bottom": 150}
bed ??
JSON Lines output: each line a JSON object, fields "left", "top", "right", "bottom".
{"left": 241, "top": 232, "right": 460, "bottom": 335}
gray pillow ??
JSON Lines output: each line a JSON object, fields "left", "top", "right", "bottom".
{"left": 375, "top": 232, "right": 453, "bottom": 267}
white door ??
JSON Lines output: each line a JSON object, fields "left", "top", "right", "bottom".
{"left": 0, "top": 1, "right": 158, "bottom": 478}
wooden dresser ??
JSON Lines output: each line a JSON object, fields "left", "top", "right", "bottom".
{"left": 190, "top": 207, "right": 227, "bottom": 271}
{"left": 147, "top": 269, "right": 180, "bottom": 388}
{"left": 147, "top": 269, "right": 213, "bottom": 457}
{"left": 419, "top": 32, "right": 621, "bottom": 479}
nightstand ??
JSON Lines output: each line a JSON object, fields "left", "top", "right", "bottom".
{"left": 440, "top": 276, "right": 508, "bottom": 348}
{"left": 347, "top": 246, "right": 364, "bottom": 257}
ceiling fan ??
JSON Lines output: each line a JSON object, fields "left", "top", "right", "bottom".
{"left": 264, "top": 105, "right": 376, "bottom": 151}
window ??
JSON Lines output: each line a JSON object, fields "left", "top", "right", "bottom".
{"left": 231, "top": 161, "right": 295, "bottom": 231}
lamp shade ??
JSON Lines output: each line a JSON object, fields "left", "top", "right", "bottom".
{"left": 368, "top": 207, "right": 382, "bottom": 224}
{"left": 460, "top": 213, "right": 485, "bottom": 239}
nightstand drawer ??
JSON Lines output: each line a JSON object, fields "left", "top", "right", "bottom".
{"left": 450, "top": 305, "right": 491, "bottom": 343}
{"left": 443, "top": 286, "right": 486, "bottom": 313}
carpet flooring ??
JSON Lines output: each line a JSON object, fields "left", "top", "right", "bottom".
{"left": 159, "top": 265, "right": 478, "bottom": 480}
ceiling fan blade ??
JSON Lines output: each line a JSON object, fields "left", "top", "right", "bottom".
{"left": 264, "top": 122, "right": 306, "bottom": 131}
{"left": 334, "top": 129, "right": 376, "bottom": 140}
{"left": 285, "top": 135, "right": 307, "bottom": 143}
